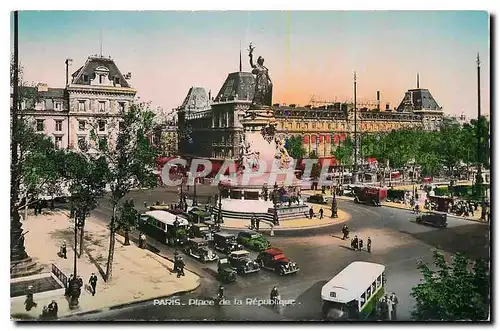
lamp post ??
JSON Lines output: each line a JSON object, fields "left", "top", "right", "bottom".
{"left": 179, "top": 175, "right": 184, "bottom": 211}
{"left": 475, "top": 53, "right": 486, "bottom": 219}
{"left": 192, "top": 174, "right": 198, "bottom": 206}
{"left": 217, "top": 186, "right": 223, "bottom": 224}
{"left": 69, "top": 210, "right": 84, "bottom": 309}
{"left": 352, "top": 71, "right": 358, "bottom": 184}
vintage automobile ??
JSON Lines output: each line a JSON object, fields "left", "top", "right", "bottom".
{"left": 307, "top": 194, "right": 328, "bottom": 204}
{"left": 213, "top": 232, "right": 244, "bottom": 254}
{"left": 188, "top": 223, "right": 213, "bottom": 241}
{"left": 237, "top": 231, "right": 270, "bottom": 252}
{"left": 353, "top": 186, "right": 388, "bottom": 206}
{"left": 416, "top": 211, "right": 448, "bottom": 228}
{"left": 256, "top": 248, "right": 299, "bottom": 275}
{"left": 228, "top": 250, "right": 261, "bottom": 275}
{"left": 217, "top": 258, "right": 237, "bottom": 283}
{"left": 184, "top": 238, "right": 218, "bottom": 262}
{"left": 188, "top": 207, "right": 212, "bottom": 224}
{"left": 204, "top": 220, "right": 221, "bottom": 233}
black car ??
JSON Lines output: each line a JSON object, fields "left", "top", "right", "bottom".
{"left": 256, "top": 248, "right": 299, "bottom": 275}
{"left": 213, "top": 232, "right": 244, "bottom": 254}
{"left": 416, "top": 211, "right": 448, "bottom": 228}
{"left": 228, "top": 250, "right": 260, "bottom": 275}
{"left": 188, "top": 224, "right": 213, "bottom": 241}
{"left": 184, "top": 238, "right": 218, "bottom": 262}
{"left": 307, "top": 194, "right": 328, "bottom": 204}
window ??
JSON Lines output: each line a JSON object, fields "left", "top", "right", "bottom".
{"left": 78, "top": 136, "right": 86, "bottom": 150}
{"left": 78, "top": 100, "right": 86, "bottom": 112}
{"left": 360, "top": 293, "right": 366, "bottom": 304}
{"left": 366, "top": 286, "right": 372, "bottom": 299}
{"left": 36, "top": 119, "right": 44, "bottom": 132}
{"left": 114, "top": 77, "right": 120, "bottom": 85}
{"left": 312, "top": 122, "right": 316, "bottom": 129}
{"left": 55, "top": 120, "right": 63, "bottom": 132}
{"left": 55, "top": 102, "right": 62, "bottom": 111}
{"left": 83, "top": 74, "right": 89, "bottom": 83}
{"left": 78, "top": 120, "right": 86, "bottom": 131}
{"left": 54, "top": 136, "right": 62, "bottom": 149}
{"left": 99, "top": 75, "right": 104, "bottom": 84}
{"left": 98, "top": 101, "right": 106, "bottom": 112}
{"left": 118, "top": 102, "right": 125, "bottom": 112}
{"left": 98, "top": 120, "right": 106, "bottom": 132}
{"left": 296, "top": 122, "right": 300, "bottom": 129}
{"left": 328, "top": 123, "right": 331, "bottom": 130}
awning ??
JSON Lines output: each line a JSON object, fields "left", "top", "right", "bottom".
{"left": 318, "top": 156, "right": 337, "bottom": 167}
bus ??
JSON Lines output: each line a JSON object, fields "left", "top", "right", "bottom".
{"left": 139, "top": 210, "right": 190, "bottom": 246}
{"left": 321, "top": 261, "right": 385, "bottom": 320}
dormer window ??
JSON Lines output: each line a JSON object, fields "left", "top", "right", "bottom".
{"left": 83, "top": 74, "right": 89, "bottom": 83}
{"left": 99, "top": 75, "right": 104, "bottom": 84}
{"left": 114, "top": 77, "right": 120, "bottom": 86}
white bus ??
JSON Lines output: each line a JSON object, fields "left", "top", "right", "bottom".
{"left": 321, "top": 261, "right": 385, "bottom": 320}
{"left": 139, "top": 210, "right": 190, "bottom": 246}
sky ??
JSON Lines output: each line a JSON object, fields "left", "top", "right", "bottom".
{"left": 12, "top": 11, "right": 490, "bottom": 119}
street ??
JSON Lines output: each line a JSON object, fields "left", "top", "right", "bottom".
{"left": 65, "top": 184, "right": 489, "bottom": 321}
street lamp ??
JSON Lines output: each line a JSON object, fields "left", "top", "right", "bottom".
{"left": 192, "top": 174, "right": 198, "bottom": 206}
{"left": 69, "top": 210, "right": 84, "bottom": 309}
{"left": 179, "top": 175, "right": 184, "bottom": 211}
{"left": 217, "top": 185, "right": 223, "bottom": 224}
{"left": 272, "top": 187, "right": 279, "bottom": 226}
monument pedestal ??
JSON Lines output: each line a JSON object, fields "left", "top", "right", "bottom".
{"left": 11, "top": 257, "right": 43, "bottom": 279}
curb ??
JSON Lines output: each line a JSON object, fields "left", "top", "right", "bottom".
{"left": 381, "top": 203, "right": 488, "bottom": 224}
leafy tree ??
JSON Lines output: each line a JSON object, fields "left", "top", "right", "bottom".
{"left": 89, "top": 102, "right": 158, "bottom": 281}
{"left": 411, "top": 250, "right": 489, "bottom": 321}
{"left": 60, "top": 150, "right": 108, "bottom": 257}
{"left": 332, "top": 136, "right": 354, "bottom": 185}
{"left": 308, "top": 150, "right": 319, "bottom": 159}
{"left": 285, "top": 135, "right": 306, "bottom": 160}
{"left": 438, "top": 121, "right": 465, "bottom": 175}
{"left": 116, "top": 199, "right": 138, "bottom": 246}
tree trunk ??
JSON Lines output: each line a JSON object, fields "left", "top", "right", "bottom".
{"left": 78, "top": 219, "right": 85, "bottom": 258}
{"left": 105, "top": 204, "right": 117, "bottom": 282}
{"left": 124, "top": 229, "right": 130, "bottom": 246}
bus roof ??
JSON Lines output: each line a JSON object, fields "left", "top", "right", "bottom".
{"left": 321, "top": 261, "right": 385, "bottom": 303}
{"left": 143, "top": 210, "right": 189, "bottom": 226}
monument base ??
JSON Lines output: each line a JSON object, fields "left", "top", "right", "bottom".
{"left": 11, "top": 257, "right": 44, "bottom": 279}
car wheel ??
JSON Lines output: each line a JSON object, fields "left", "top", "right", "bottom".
{"left": 258, "top": 260, "right": 264, "bottom": 268}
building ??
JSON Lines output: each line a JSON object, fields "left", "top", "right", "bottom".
{"left": 17, "top": 55, "right": 136, "bottom": 151}
{"left": 178, "top": 69, "right": 444, "bottom": 160}
{"left": 153, "top": 121, "right": 179, "bottom": 156}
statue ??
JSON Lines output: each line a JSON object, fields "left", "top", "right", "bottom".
{"left": 238, "top": 135, "right": 260, "bottom": 171}
{"left": 248, "top": 43, "right": 273, "bottom": 106}
{"left": 274, "top": 136, "right": 291, "bottom": 170}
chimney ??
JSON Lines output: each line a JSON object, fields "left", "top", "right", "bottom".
{"left": 37, "top": 83, "right": 48, "bottom": 92}
{"left": 376, "top": 91, "right": 380, "bottom": 110}
{"left": 385, "top": 103, "right": 390, "bottom": 111}
{"left": 65, "top": 58, "right": 73, "bottom": 87}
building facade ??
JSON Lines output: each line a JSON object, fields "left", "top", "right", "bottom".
{"left": 18, "top": 55, "right": 136, "bottom": 151}
{"left": 178, "top": 69, "right": 444, "bottom": 160}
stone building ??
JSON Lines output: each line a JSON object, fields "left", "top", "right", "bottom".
{"left": 18, "top": 55, "right": 136, "bottom": 151}
{"left": 178, "top": 69, "right": 444, "bottom": 160}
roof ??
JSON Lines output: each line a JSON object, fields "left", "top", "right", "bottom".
{"left": 231, "top": 250, "right": 250, "bottom": 255}
{"left": 71, "top": 55, "right": 131, "bottom": 88}
{"left": 264, "top": 248, "right": 284, "bottom": 255}
{"left": 214, "top": 232, "right": 236, "bottom": 237}
{"left": 321, "top": 261, "right": 385, "bottom": 303}
{"left": 20, "top": 86, "right": 66, "bottom": 99}
{"left": 143, "top": 210, "right": 189, "bottom": 226}
{"left": 179, "top": 87, "right": 210, "bottom": 113}
{"left": 188, "top": 238, "right": 208, "bottom": 243}
{"left": 215, "top": 72, "right": 255, "bottom": 102}
{"left": 396, "top": 88, "right": 442, "bottom": 112}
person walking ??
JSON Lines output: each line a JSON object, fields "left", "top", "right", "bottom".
{"left": 89, "top": 273, "right": 98, "bottom": 296}
{"left": 319, "top": 208, "right": 324, "bottom": 219}
{"left": 61, "top": 241, "right": 67, "bottom": 259}
{"left": 255, "top": 218, "right": 260, "bottom": 231}
{"left": 309, "top": 207, "right": 314, "bottom": 219}
{"left": 367, "top": 236, "right": 372, "bottom": 253}
{"left": 177, "top": 257, "right": 185, "bottom": 278}
{"left": 359, "top": 238, "right": 364, "bottom": 251}
{"left": 390, "top": 292, "right": 398, "bottom": 320}
{"left": 47, "top": 300, "right": 58, "bottom": 319}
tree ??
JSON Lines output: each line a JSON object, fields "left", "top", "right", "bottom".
{"left": 116, "top": 200, "right": 138, "bottom": 246}
{"left": 438, "top": 121, "right": 465, "bottom": 175}
{"left": 89, "top": 102, "right": 158, "bottom": 281}
{"left": 410, "top": 250, "right": 489, "bottom": 321}
{"left": 333, "top": 136, "right": 354, "bottom": 185}
{"left": 310, "top": 162, "right": 321, "bottom": 190}
{"left": 61, "top": 151, "right": 108, "bottom": 257}
{"left": 284, "top": 135, "right": 306, "bottom": 160}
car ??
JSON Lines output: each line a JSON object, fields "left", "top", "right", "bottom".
{"left": 188, "top": 207, "right": 212, "bottom": 224}
{"left": 228, "top": 250, "right": 260, "bottom": 275}
{"left": 416, "top": 211, "right": 447, "bottom": 228}
{"left": 256, "top": 248, "right": 300, "bottom": 275}
{"left": 307, "top": 194, "right": 328, "bottom": 204}
{"left": 188, "top": 223, "right": 213, "bottom": 241}
{"left": 184, "top": 238, "right": 218, "bottom": 262}
{"left": 213, "top": 232, "right": 244, "bottom": 254}
{"left": 237, "top": 231, "right": 270, "bottom": 252}
{"left": 217, "top": 258, "right": 237, "bottom": 283}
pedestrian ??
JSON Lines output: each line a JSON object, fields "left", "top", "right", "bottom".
{"left": 61, "top": 241, "right": 67, "bottom": 259}
{"left": 256, "top": 218, "right": 260, "bottom": 231}
{"left": 270, "top": 224, "right": 275, "bottom": 237}
{"left": 359, "top": 238, "right": 364, "bottom": 251}
{"left": 25, "top": 285, "right": 37, "bottom": 311}
{"left": 390, "top": 292, "right": 398, "bottom": 320}
{"left": 89, "top": 272, "right": 98, "bottom": 296}
{"left": 309, "top": 207, "right": 314, "bottom": 219}
{"left": 250, "top": 214, "right": 256, "bottom": 230}
{"left": 177, "top": 257, "right": 185, "bottom": 278}
{"left": 47, "top": 300, "right": 58, "bottom": 319}
{"left": 367, "top": 236, "right": 372, "bottom": 253}
{"left": 140, "top": 232, "right": 146, "bottom": 248}
{"left": 319, "top": 208, "right": 324, "bottom": 219}
{"left": 351, "top": 235, "right": 358, "bottom": 250}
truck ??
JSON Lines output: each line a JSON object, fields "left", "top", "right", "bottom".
{"left": 353, "top": 186, "right": 387, "bottom": 206}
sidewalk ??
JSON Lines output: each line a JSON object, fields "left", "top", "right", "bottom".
{"left": 222, "top": 207, "right": 350, "bottom": 231}
{"left": 11, "top": 211, "right": 200, "bottom": 320}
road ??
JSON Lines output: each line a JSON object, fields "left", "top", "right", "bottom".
{"left": 65, "top": 185, "right": 489, "bottom": 321}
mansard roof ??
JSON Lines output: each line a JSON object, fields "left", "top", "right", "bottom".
{"left": 179, "top": 87, "right": 210, "bottom": 113}
{"left": 215, "top": 72, "right": 255, "bottom": 102}
{"left": 396, "top": 88, "right": 442, "bottom": 112}
{"left": 71, "top": 55, "right": 131, "bottom": 88}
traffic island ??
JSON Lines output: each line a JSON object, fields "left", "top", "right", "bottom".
{"left": 10, "top": 212, "right": 201, "bottom": 321}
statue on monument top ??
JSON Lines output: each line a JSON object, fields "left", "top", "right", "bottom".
{"left": 248, "top": 43, "right": 273, "bottom": 106}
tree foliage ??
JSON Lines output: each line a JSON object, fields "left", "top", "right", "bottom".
{"left": 333, "top": 135, "right": 354, "bottom": 166}
{"left": 410, "top": 250, "right": 489, "bottom": 321}
{"left": 285, "top": 135, "right": 307, "bottom": 160}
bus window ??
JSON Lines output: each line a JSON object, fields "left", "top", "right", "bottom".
{"left": 372, "top": 281, "right": 377, "bottom": 292}
{"left": 360, "top": 293, "right": 366, "bottom": 305}
{"left": 366, "top": 286, "right": 372, "bottom": 298}
{"left": 377, "top": 275, "right": 382, "bottom": 287}
{"left": 160, "top": 222, "right": 166, "bottom": 230}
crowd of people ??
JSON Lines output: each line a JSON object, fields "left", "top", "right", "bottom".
{"left": 341, "top": 225, "right": 372, "bottom": 253}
